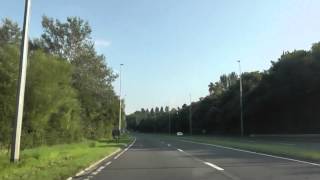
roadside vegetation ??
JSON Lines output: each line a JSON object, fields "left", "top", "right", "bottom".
{"left": 0, "top": 134, "right": 132, "bottom": 180}
{"left": 0, "top": 16, "right": 127, "bottom": 178}
{"left": 0, "top": 17, "right": 124, "bottom": 149}
{"left": 127, "top": 42, "right": 320, "bottom": 135}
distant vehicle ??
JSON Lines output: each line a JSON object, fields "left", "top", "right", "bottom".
{"left": 176, "top": 132, "right": 183, "bottom": 136}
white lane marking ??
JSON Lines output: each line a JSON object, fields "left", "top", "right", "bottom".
{"left": 114, "top": 138, "right": 136, "bottom": 160}
{"left": 105, "top": 161, "right": 112, "bottom": 166}
{"left": 92, "top": 171, "right": 99, "bottom": 175}
{"left": 167, "top": 144, "right": 171, "bottom": 147}
{"left": 114, "top": 148, "right": 129, "bottom": 159}
{"left": 72, "top": 147, "right": 122, "bottom": 178}
{"left": 204, "top": 162, "right": 224, "bottom": 171}
{"left": 97, "top": 166, "right": 105, "bottom": 171}
{"left": 175, "top": 145, "right": 226, "bottom": 172}
{"left": 114, "top": 150, "right": 126, "bottom": 159}
{"left": 181, "top": 139, "right": 320, "bottom": 167}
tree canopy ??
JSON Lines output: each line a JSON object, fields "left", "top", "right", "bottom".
{"left": 0, "top": 17, "right": 122, "bottom": 149}
{"left": 127, "top": 42, "right": 320, "bottom": 135}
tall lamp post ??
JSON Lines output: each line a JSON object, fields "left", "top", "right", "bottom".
{"left": 168, "top": 106, "right": 171, "bottom": 135}
{"left": 237, "top": 60, "right": 244, "bottom": 136}
{"left": 189, "top": 94, "right": 192, "bottom": 136}
{"left": 11, "top": 0, "right": 32, "bottom": 162}
{"left": 118, "top": 64, "right": 124, "bottom": 132}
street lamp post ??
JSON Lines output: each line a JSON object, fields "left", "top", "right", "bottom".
{"left": 118, "top": 64, "right": 124, "bottom": 132}
{"left": 237, "top": 60, "right": 244, "bottom": 136}
{"left": 11, "top": 0, "right": 32, "bottom": 163}
{"left": 168, "top": 107, "right": 171, "bottom": 135}
{"left": 189, "top": 94, "right": 192, "bottom": 136}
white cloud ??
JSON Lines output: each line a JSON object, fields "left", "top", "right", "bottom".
{"left": 95, "top": 39, "right": 112, "bottom": 47}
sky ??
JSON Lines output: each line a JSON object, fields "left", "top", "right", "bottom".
{"left": 1, "top": 0, "right": 320, "bottom": 114}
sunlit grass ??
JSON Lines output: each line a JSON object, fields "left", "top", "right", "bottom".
{"left": 0, "top": 134, "right": 132, "bottom": 180}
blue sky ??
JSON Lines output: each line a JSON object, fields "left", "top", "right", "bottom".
{"left": 1, "top": 0, "right": 320, "bottom": 113}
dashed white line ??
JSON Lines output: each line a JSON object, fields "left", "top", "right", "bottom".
{"left": 113, "top": 138, "right": 136, "bottom": 160}
{"left": 175, "top": 146, "right": 225, "bottom": 172}
{"left": 114, "top": 148, "right": 128, "bottom": 159}
{"left": 177, "top": 148, "right": 224, "bottom": 171}
{"left": 92, "top": 171, "right": 99, "bottom": 175}
{"left": 70, "top": 147, "right": 122, "bottom": 178}
{"left": 97, "top": 166, "right": 105, "bottom": 171}
{"left": 204, "top": 162, "right": 224, "bottom": 171}
{"left": 181, "top": 139, "right": 320, "bottom": 167}
{"left": 86, "top": 138, "right": 137, "bottom": 179}
{"left": 167, "top": 144, "right": 171, "bottom": 147}
{"left": 114, "top": 150, "right": 125, "bottom": 159}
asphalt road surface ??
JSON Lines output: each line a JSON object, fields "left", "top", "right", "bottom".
{"left": 79, "top": 134, "right": 320, "bottom": 180}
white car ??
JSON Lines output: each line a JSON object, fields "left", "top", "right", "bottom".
{"left": 176, "top": 132, "right": 183, "bottom": 136}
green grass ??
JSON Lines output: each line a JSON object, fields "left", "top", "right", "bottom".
{"left": 176, "top": 135, "right": 320, "bottom": 162}
{"left": 0, "top": 134, "right": 133, "bottom": 180}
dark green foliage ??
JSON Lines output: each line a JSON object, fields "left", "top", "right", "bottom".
{"left": 40, "top": 16, "right": 120, "bottom": 139}
{"left": 0, "top": 45, "right": 19, "bottom": 148}
{"left": 23, "top": 50, "right": 82, "bottom": 147}
{"left": 0, "top": 16, "right": 120, "bottom": 149}
{"left": 127, "top": 42, "right": 320, "bottom": 135}
{"left": 0, "top": 18, "right": 20, "bottom": 45}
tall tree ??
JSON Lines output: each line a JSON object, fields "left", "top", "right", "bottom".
{"left": 0, "top": 18, "right": 20, "bottom": 45}
{"left": 40, "top": 16, "right": 118, "bottom": 138}
{"left": 41, "top": 16, "right": 92, "bottom": 61}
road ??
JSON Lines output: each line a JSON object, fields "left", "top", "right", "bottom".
{"left": 79, "top": 134, "right": 320, "bottom": 180}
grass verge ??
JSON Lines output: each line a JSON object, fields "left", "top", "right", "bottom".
{"left": 0, "top": 134, "right": 133, "bottom": 180}
{"left": 175, "top": 135, "right": 320, "bottom": 162}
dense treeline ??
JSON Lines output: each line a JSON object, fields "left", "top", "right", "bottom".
{"left": 0, "top": 17, "right": 124, "bottom": 149}
{"left": 127, "top": 42, "right": 320, "bottom": 135}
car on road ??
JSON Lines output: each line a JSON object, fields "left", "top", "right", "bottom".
{"left": 176, "top": 132, "right": 183, "bottom": 136}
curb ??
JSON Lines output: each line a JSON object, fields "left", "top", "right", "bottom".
{"left": 66, "top": 138, "right": 135, "bottom": 180}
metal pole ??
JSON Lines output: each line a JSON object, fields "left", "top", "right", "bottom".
{"left": 237, "top": 60, "right": 244, "bottom": 136}
{"left": 11, "top": 0, "right": 32, "bottom": 162}
{"left": 189, "top": 94, "right": 192, "bottom": 136}
{"left": 168, "top": 107, "right": 171, "bottom": 135}
{"left": 118, "top": 64, "right": 123, "bottom": 132}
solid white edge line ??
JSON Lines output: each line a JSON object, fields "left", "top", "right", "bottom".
{"left": 74, "top": 148, "right": 121, "bottom": 177}
{"left": 68, "top": 137, "right": 137, "bottom": 179}
{"left": 181, "top": 139, "right": 320, "bottom": 167}
{"left": 114, "top": 150, "right": 125, "bottom": 159}
{"left": 204, "top": 162, "right": 224, "bottom": 171}
{"left": 97, "top": 166, "right": 105, "bottom": 171}
{"left": 114, "top": 138, "right": 136, "bottom": 160}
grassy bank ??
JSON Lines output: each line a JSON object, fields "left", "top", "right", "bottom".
{"left": 0, "top": 134, "right": 133, "bottom": 180}
{"left": 174, "top": 135, "right": 320, "bottom": 162}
